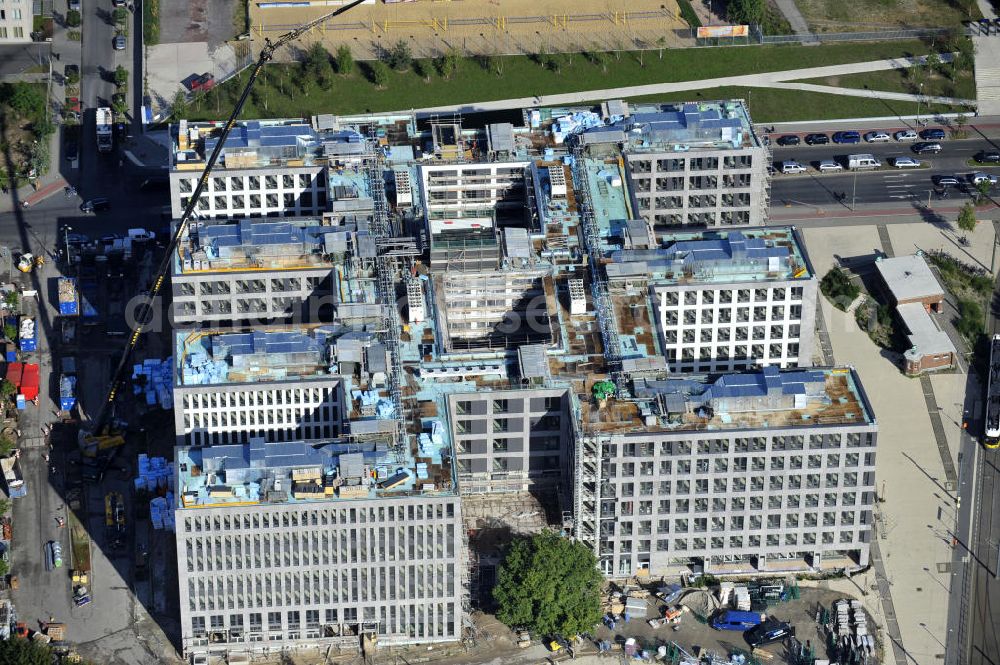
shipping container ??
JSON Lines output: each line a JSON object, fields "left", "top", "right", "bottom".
{"left": 57, "top": 278, "right": 79, "bottom": 316}
{"left": 21, "top": 363, "right": 39, "bottom": 401}
{"left": 18, "top": 317, "right": 36, "bottom": 352}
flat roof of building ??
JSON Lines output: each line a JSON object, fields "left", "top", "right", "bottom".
{"left": 875, "top": 254, "right": 944, "bottom": 302}
{"left": 174, "top": 325, "right": 368, "bottom": 387}
{"left": 173, "top": 217, "right": 354, "bottom": 274}
{"left": 609, "top": 228, "right": 813, "bottom": 285}
{"left": 897, "top": 302, "right": 957, "bottom": 361}
{"left": 578, "top": 366, "right": 875, "bottom": 435}
{"left": 176, "top": 431, "right": 456, "bottom": 509}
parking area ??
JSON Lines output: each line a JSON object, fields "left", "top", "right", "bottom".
{"left": 586, "top": 583, "right": 869, "bottom": 663}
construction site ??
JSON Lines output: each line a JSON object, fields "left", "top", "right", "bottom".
{"left": 248, "top": 0, "right": 691, "bottom": 60}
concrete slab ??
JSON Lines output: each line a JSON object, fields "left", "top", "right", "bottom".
{"left": 929, "top": 372, "right": 968, "bottom": 465}
{"left": 159, "top": 0, "right": 237, "bottom": 47}
{"left": 145, "top": 42, "right": 239, "bottom": 114}
{"left": 886, "top": 219, "right": 997, "bottom": 275}
{"left": 807, "top": 230, "right": 957, "bottom": 663}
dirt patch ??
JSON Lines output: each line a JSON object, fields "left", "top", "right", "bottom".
{"left": 794, "top": 0, "right": 976, "bottom": 32}
{"left": 159, "top": 0, "right": 237, "bottom": 46}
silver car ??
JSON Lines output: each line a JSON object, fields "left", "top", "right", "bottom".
{"left": 893, "top": 129, "right": 919, "bottom": 142}
{"left": 113, "top": 34, "right": 126, "bottom": 50}
{"left": 971, "top": 172, "right": 999, "bottom": 186}
{"left": 892, "top": 156, "right": 921, "bottom": 168}
{"left": 817, "top": 159, "right": 843, "bottom": 172}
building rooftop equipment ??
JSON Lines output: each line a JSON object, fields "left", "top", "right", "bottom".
{"left": 875, "top": 254, "right": 945, "bottom": 303}
{"left": 579, "top": 366, "right": 875, "bottom": 434}
{"left": 174, "top": 325, "right": 375, "bottom": 387}
{"left": 608, "top": 228, "right": 812, "bottom": 284}
{"left": 174, "top": 120, "right": 324, "bottom": 169}
{"left": 896, "top": 302, "right": 957, "bottom": 363}
{"left": 174, "top": 217, "right": 348, "bottom": 273}
{"left": 175, "top": 433, "right": 456, "bottom": 509}
{"left": 586, "top": 100, "right": 759, "bottom": 151}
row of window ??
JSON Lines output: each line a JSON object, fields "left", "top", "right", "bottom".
{"left": 175, "top": 276, "right": 327, "bottom": 297}
{"left": 661, "top": 287, "right": 805, "bottom": 307}
{"left": 634, "top": 193, "right": 752, "bottom": 208}
{"left": 663, "top": 325, "right": 802, "bottom": 344}
{"left": 606, "top": 472, "right": 867, "bottom": 498}
{"left": 604, "top": 509, "right": 867, "bottom": 536}
{"left": 178, "top": 173, "right": 321, "bottom": 194}
{"left": 609, "top": 452, "right": 871, "bottom": 477}
{"left": 182, "top": 387, "right": 338, "bottom": 410}
{"left": 0, "top": 25, "right": 24, "bottom": 39}
{"left": 649, "top": 210, "right": 753, "bottom": 227}
{"left": 183, "top": 502, "right": 456, "bottom": 534}
{"left": 606, "top": 529, "right": 861, "bottom": 556}
{"left": 604, "top": 433, "right": 875, "bottom": 458}
{"left": 186, "top": 562, "right": 456, "bottom": 612}
{"left": 665, "top": 343, "right": 800, "bottom": 363}
{"left": 452, "top": 395, "right": 563, "bottom": 415}
{"left": 454, "top": 435, "right": 562, "bottom": 455}
{"left": 179, "top": 192, "right": 323, "bottom": 213}
{"left": 189, "top": 602, "right": 456, "bottom": 641}
{"left": 629, "top": 155, "right": 755, "bottom": 173}
{"left": 183, "top": 424, "right": 338, "bottom": 446}
{"left": 603, "top": 492, "right": 871, "bottom": 521}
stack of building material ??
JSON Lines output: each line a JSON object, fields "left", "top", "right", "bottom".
{"left": 734, "top": 586, "right": 751, "bottom": 611}
{"left": 150, "top": 492, "right": 175, "bottom": 531}
{"left": 551, "top": 111, "right": 603, "bottom": 144}
{"left": 182, "top": 350, "right": 229, "bottom": 385}
{"left": 135, "top": 454, "right": 173, "bottom": 492}
{"left": 718, "top": 582, "right": 734, "bottom": 607}
{"left": 132, "top": 357, "right": 174, "bottom": 408}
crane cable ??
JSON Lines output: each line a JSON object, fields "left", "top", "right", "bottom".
{"left": 91, "top": 0, "right": 369, "bottom": 434}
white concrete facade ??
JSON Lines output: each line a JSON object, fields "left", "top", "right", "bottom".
{"left": 0, "top": 0, "right": 31, "bottom": 43}
{"left": 173, "top": 379, "right": 344, "bottom": 446}
{"left": 652, "top": 280, "right": 818, "bottom": 372}
{"left": 419, "top": 161, "right": 529, "bottom": 231}
{"left": 170, "top": 166, "right": 328, "bottom": 219}
{"left": 176, "top": 496, "right": 464, "bottom": 659}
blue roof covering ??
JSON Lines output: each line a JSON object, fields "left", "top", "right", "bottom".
{"left": 210, "top": 329, "right": 328, "bottom": 358}
{"left": 669, "top": 231, "right": 788, "bottom": 263}
{"left": 199, "top": 219, "right": 329, "bottom": 252}
{"left": 205, "top": 122, "right": 319, "bottom": 155}
{"left": 705, "top": 366, "right": 824, "bottom": 400}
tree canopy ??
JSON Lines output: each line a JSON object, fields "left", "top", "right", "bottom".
{"left": 957, "top": 202, "right": 977, "bottom": 233}
{"left": 725, "top": 0, "right": 765, "bottom": 25}
{"left": 493, "top": 531, "right": 603, "bottom": 637}
{"left": 0, "top": 638, "right": 54, "bottom": 665}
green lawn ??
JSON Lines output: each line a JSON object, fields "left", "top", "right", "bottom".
{"left": 186, "top": 41, "right": 933, "bottom": 120}
{"left": 798, "top": 68, "right": 977, "bottom": 102}
{"left": 604, "top": 86, "right": 964, "bottom": 123}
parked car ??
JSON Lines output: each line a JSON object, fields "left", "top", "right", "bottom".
{"left": 913, "top": 142, "right": 942, "bottom": 154}
{"left": 892, "top": 156, "right": 921, "bottom": 168}
{"left": 894, "top": 129, "right": 919, "bottom": 142}
{"left": 804, "top": 133, "right": 829, "bottom": 145}
{"left": 780, "top": 160, "right": 807, "bottom": 174}
{"left": 974, "top": 151, "right": 1000, "bottom": 163}
{"left": 80, "top": 198, "right": 111, "bottom": 213}
{"left": 112, "top": 0, "right": 125, "bottom": 5}
{"left": 864, "top": 131, "right": 891, "bottom": 143}
{"left": 68, "top": 0, "right": 80, "bottom": 10}
{"left": 113, "top": 34, "right": 126, "bottom": 50}
{"left": 817, "top": 159, "right": 843, "bottom": 172}
{"left": 64, "top": 140, "right": 78, "bottom": 161}
{"left": 920, "top": 128, "right": 946, "bottom": 140}
{"left": 776, "top": 135, "right": 801, "bottom": 146}
{"left": 745, "top": 619, "right": 795, "bottom": 649}
{"left": 832, "top": 131, "right": 862, "bottom": 144}
{"left": 971, "top": 172, "right": 999, "bottom": 186}
{"left": 933, "top": 175, "right": 961, "bottom": 187}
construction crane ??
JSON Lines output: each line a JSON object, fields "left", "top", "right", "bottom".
{"left": 86, "top": 0, "right": 368, "bottom": 440}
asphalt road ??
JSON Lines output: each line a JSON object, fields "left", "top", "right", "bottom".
{"left": 770, "top": 137, "right": 1000, "bottom": 208}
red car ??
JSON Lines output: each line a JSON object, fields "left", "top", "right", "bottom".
{"left": 65, "top": 97, "right": 81, "bottom": 113}
{"left": 190, "top": 73, "right": 215, "bottom": 91}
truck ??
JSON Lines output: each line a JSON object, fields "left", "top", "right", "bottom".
{"left": 96, "top": 107, "right": 113, "bottom": 153}
{"left": 847, "top": 153, "right": 881, "bottom": 170}
{"left": 57, "top": 277, "right": 79, "bottom": 316}
{"left": 62, "top": 357, "right": 78, "bottom": 413}
{"left": 18, "top": 316, "right": 36, "bottom": 352}
{"left": 0, "top": 453, "right": 26, "bottom": 498}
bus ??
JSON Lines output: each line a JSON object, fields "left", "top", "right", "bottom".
{"left": 985, "top": 334, "right": 1000, "bottom": 449}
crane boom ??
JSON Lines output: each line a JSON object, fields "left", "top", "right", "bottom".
{"left": 90, "top": 0, "right": 368, "bottom": 435}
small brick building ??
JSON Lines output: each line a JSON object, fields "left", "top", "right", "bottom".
{"left": 875, "top": 254, "right": 956, "bottom": 376}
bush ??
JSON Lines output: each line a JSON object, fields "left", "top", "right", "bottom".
{"left": 143, "top": 0, "right": 160, "bottom": 45}
{"left": 435, "top": 49, "right": 460, "bottom": 79}
{"left": 369, "top": 61, "right": 390, "bottom": 88}
{"left": 957, "top": 298, "right": 984, "bottom": 340}
{"left": 676, "top": 0, "right": 702, "bottom": 28}
{"left": 820, "top": 267, "right": 860, "bottom": 310}
{"left": 384, "top": 40, "right": 413, "bottom": 71}
{"left": 66, "top": 9, "right": 81, "bottom": 27}
{"left": 2, "top": 324, "right": 15, "bottom": 342}
{"left": 335, "top": 45, "right": 354, "bottom": 76}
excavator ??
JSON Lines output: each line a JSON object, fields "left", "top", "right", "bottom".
{"left": 81, "top": 0, "right": 369, "bottom": 451}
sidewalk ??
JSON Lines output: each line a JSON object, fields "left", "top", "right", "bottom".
{"left": 771, "top": 199, "right": 1000, "bottom": 224}
{"left": 412, "top": 54, "right": 965, "bottom": 115}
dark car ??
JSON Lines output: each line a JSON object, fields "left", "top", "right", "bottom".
{"left": 81, "top": 197, "right": 111, "bottom": 213}
{"left": 920, "top": 128, "right": 946, "bottom": 140}
{"left": 776, "top": 135, "right": 800, "bottom": 146}
{"left": 64, "top": 140, "right": 78, "bottom": 161}
{"left": 804, "top": 133, "right": 829, "bottom": 145}
{"left": 745, "top": 619, "right": 795, "bottom": 649}
{"left": 933, "top": 175, "right": 961, "bottom": 187}
{"left": 913, "top": 142, "right": 942, "bottom": 154}
{"left": 832, "top": 131, "right": 861, "bottom": 144}
{"left": 975, "top": 151, "right": 1000, "bottom": 163}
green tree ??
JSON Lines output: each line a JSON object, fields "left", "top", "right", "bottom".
{"left": 414, "top": 59, "right": 433, "bottom": 81}
{"left": 0, "top": 437, "right": 13, "bottom": 457}
{"left": 303, "top": 42, "right": 334, "bottom": 87}
{"left": 0, "top": 499, "right": 9, "bottom": 515}
{"left": 656, "top": 35, "right": 667, "bottom": 60}
{"left": 976, "top": 179, "right": 992, "bottom": 204}
{"left": 113, "top": 7, "right": 127, "bottom": 24}
{"left": 727, "top": 0, "right": 764, "bottom": 25}
{"left": 114, "top": 65, "right": 128, "bottom": 88}
{"left": 7, "top": 83, "right": 45, "bottom": 122}
{"left": 66, "top": 9, "right": 81, "bottom": 27}
{"left": 820, "top": 267, "right": 860, "bottom": 310}
{"left": 0, "top": 636, "right": 53, "bottom": 665}
{"left": 2, "top": 325, "right": 15, "bottom": 342}
{"left": 171, "top": 90, "right": 189, "bottom": 119}
{"left": 335, "top": 44, "right": 354, "bottom": 76}
{"left": 435, "top": 48, "right": 460, "bottom": 79}
{"left": 384, "top": 40, "right": 413, "bottom": 71}
{"left": 0, "top": 380, "right": 14, "bottom": 397}
{"left": 493, "top": 531, "right": 603, "bottom": 637}
{"left": 369, "top": 61, "right": 390, "bottom": 88}
{"left": 957, "top": 202, "right": 977, "bottom": 233}
{"left": 925, "top": 52, "right": 941, "bottom": 73}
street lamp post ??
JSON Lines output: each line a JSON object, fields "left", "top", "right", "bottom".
{"left": 64, "top": 226, "right": 73, "bottom": 269}
{"left": 917, "top": 82, "right": 924, "bottom": 125}
{"left": 851, "top": 171, "right": 858, "bottom": 211}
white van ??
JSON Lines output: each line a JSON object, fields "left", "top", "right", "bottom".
{"left": 848, "top": 154, "right": 881, "bottom": 170}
